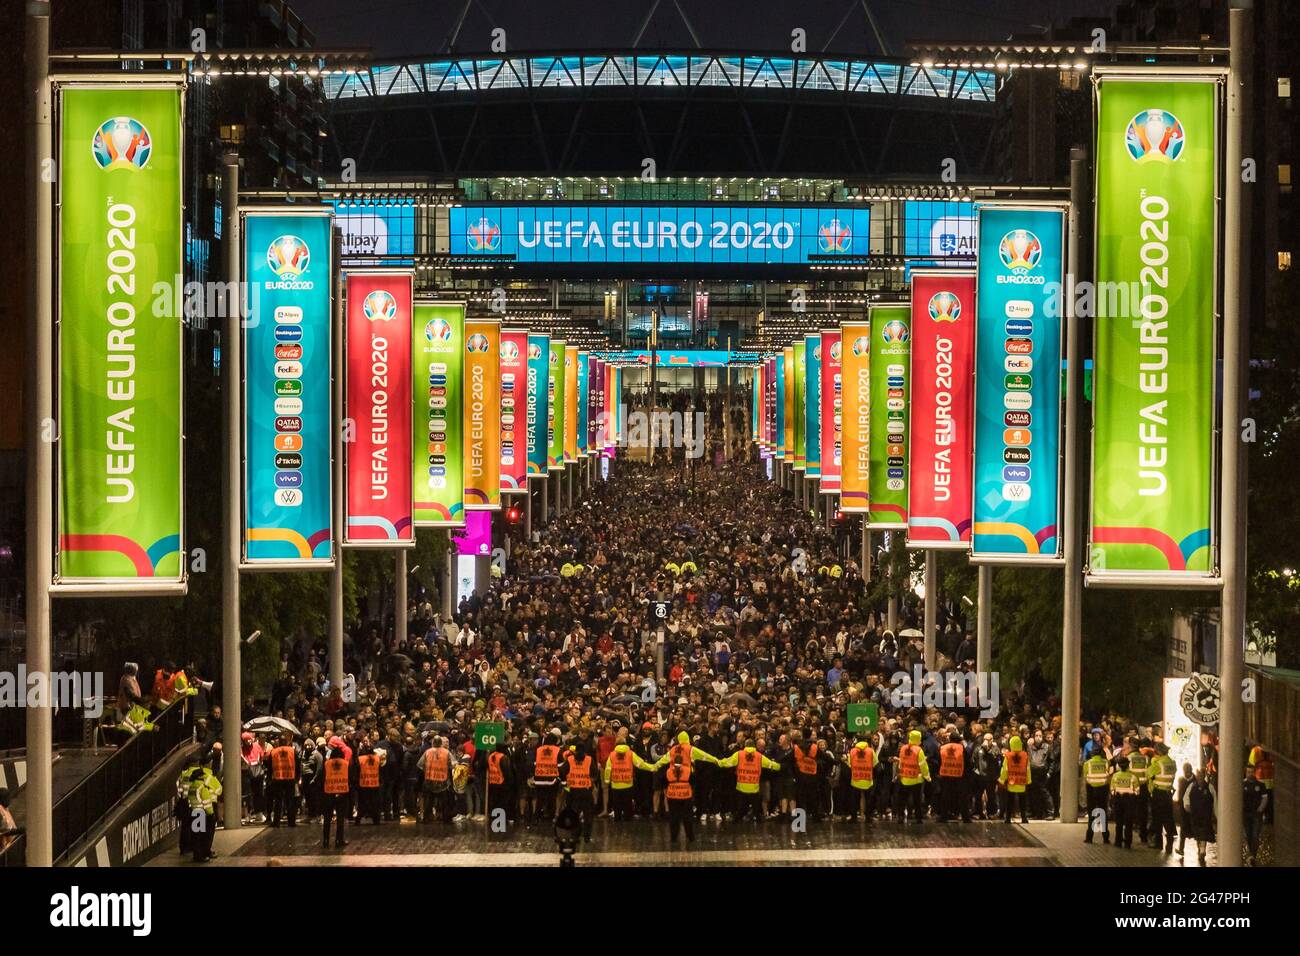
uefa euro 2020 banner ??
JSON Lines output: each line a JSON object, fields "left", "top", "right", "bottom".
{"left": 526, "top": 334, "right": 550, "bottom": 476}
{"left": 907, "top": 271, "right": 976, "bottom": 549}
{"left": 242, "top": 210, "right": 334, "bottom": 567}
{"left": 463, "top": 319, "right": 501, "bottom": 511}
{"left": 576, "top": 351, "right": 590, "bottom": 457}
{"left": 867, "top": 304, "right": 910, "bottom": 529}
{"left": 548, "top": 340, "right": 567, "bottom": 470}
{"left": 564, "top": 346, "right": 579, "bottom": 463}
{"left": 345, "top": 271, "right": 414, "bottom": 547}
{"left": 413, "top": 302, "right": 465, "bottom": 527}
{"left": 792, "top": 341, "right": 806, "bottom": 471}
{"left": 55, "top": 83, "right": 184, "bottom": 590}
{"left": 839, "top": 321, "right": 870, "bottom": 512}
{"left": 971, "top": 205, "right": 1065, "bottom": 562}
{"left": 1089, "top": 73, "right": 1220, "bottom": 581}
{"left": 500, "top": 329, "right": 528, "bottom": 492}
{"left": 819, "top": 331, "right": 842, "bottom": 494}
{"left": 776, "top": 350, "right": 788, "bottom": 460}
{"left": 804, "top": 334, "right": 821, "bottom": 478}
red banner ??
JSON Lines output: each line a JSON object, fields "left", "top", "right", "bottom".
{"left": 500, "top": 329, "right": 527, "bottom": 493}
{"left": 907, "top": 270, "right": 976, "bottom": 548}
{"left": 345, "top": 271, "right": 414, "bottom": 546}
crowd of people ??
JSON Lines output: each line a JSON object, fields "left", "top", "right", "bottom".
{"left": 170, "top": 452, "right": 1271, "bottom": 864}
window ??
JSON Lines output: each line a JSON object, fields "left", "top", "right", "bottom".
{"left": 1280, "top": 251, "right": 1293, "bottom": 271}
{"left": 1280, "top": 164, "right": 1292, "bottom": 186}
{"left": 1280, "top": 77, "right": 1292, "bottom": 98}
{"left": 219, "top": 124, "right": 245, "bottom": 144}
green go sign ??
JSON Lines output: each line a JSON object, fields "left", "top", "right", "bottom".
{"left": 56, "top": 83, "right": 185, "bottom": 590}
{"left": 847, "top": 703, "right": 879, "bottom": 735}
{"left": 474, "top": 721, "right": 505, "bottom": 751}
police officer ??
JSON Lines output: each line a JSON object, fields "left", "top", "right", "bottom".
{"left": 1082, "top": 748, "right": 1111, "bottom": 844}
{"left": 1109, "top": 755, "right": 1138, "bottom": 849}
{"left": 181, "top": 752, "right": 222, "bottom": 863}
{"left": 938, "top": 731, "right": 970, "bottom": 823}
{"left": 267, "top": 731, "right": 299, "bottom": 827}
{"left": 1125, "top": 737, "right": 1151, "bottom": 845}
{"left": 1146, "top": 743, "right": 1177, "bottom": 852}
{"left": 321, "top": 737, "right": 351, "bottom": 850}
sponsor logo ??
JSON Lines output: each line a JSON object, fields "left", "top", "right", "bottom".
{"left": 429, "top": 386, "right": 446, "bottom": 397}
{"left": 427, "top": 442, "right": 447, "bottom": 455}
{"left": 1003, "top": 392, "right": 1032, "bottom": 411}
{"left": 466, "top": 216, "right": 502, "bottom": 252}
{"left": 275, "top": 416, "right": 303, "bottom": 433}
{"left": 887, "top": 410, "right": 905, "bottom": 422}
{"left": 998, "top": 230, "right": 1042, "bottom": 271}
{"left": 266, "top": 236, "right": 311, "bottom": 277}
{"left": 429, "top": 396, "right": 447, "bottom": 409}
{"left": 887, "top": 455, "right": 905, "bottom": 467}
{"left": 275, "top": 343, "right": 302, "bottom": 361}
{"left": 1003, "top": 427, "right": 1031, "bottom": 446}
{"left": 425, "top": 318, "right": 453, "bottom": 343}
{"left": 1005, "top": 339, "right": 1034, "bottom": 355}
{"left": 1004, "top": 410, "right": 1031, "bottom": 427}
{"left": 1004, "top": 447, "right": 1031, "bottom": 464}
{"left": 887, "top": 364, "right": 905, "bottom": 377}
{"left": 275, "top": 361, "right": 303, "bottom": 379}
{"left": 886, "top": 398, "right": 905, "bottom": 411}
{"left": 818, "top": 218, "right": 852, "bottom": 253}
{"left": 887, "top": 443, "right": 906, "bottom": 457}
{"left": 887, "top": 432, "right": 905, "bottom": 444}
{"left": 886, "top": 375, "right": 905, "bottom": 388}
{"left": 1003, "top": 465, "right": 1031, "bottom": 483}
{"left": 887, "top": 387, "right": 905, "bottom": 399}
{"left": 274, "top": 434, "right": 303, "bottom": 452}
{"left": 91, "top": 116, "right": 152, "bottom": 170}
{"left": 886, "top": 477, "right": 904, "bottom": 491}
{"left": 275, "top": 488, "right": 302, "bottom": 507}
{"left": 274, "top": 306, "right": 303, "bottom": 325}
{"left": 274, "top": 380, "right": 303, "bottom": 396}
{"left": 362, "top": 289, "right": 398, "bottom": 322}
{"left": 274, "top": 452, "right": 302, "bottom": 469}
{"left": 927, "top": 291, "right": 962, "bottom": 323}
{"left": 887, "top": 467, "right": 905, "bottom": 479}
{"left": 274, "top": 397, "right": 303, "bottom": 415}
{"left": 430, "top": 362, "right": 448, "bottom": 374}
{"left": 1004, "top": 374, "right": 1032, "bottom": 391}
{"left": 1004, "top": 301, "right": 1034, "bottom": 320}
{"left": 1002, "top": 482, "right": 1031, "bottom": 502}
{"left": 1125, "top": 108, "right": 1185, "bottom": 163}
{"left": 881, "top": 320, "right": 910, "bottom": 344}
{"left": 467, "top": 333, "right": 491, "bottom": 353}
{"left": 274, "top": 325, "right": 302, "bottom": 343}
{"left": 1005, "top": 356, "right": 1033, "bottom": 373}
{"left": 1004, "top": 318, "right": 1034, "bottom": 336}
{"left": 274, "top": 471, "right": 303, "bottom": 489}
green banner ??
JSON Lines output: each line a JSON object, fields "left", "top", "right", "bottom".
{"left": 413, "top": 302, "right": 464, "bottom": 526}
{"left": 792, "top": 340, "right": 806, "bottom": 470}
{"left": 1090, "top": 75, "right": 1219, "bottom": 577}
{"left": 57, "top": 84, "right": 184, "bottom": 586}
{"left": 868, "top": 303, "right": 911, "bottom": 528}
{"left": 548, "top": 340, "right": 567, "bottom": 470}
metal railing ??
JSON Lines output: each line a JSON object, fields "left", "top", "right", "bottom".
{"left": 0, "top": 695, "right": 193, "bottom": 867}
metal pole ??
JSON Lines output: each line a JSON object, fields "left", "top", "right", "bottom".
{"left": 861, "top": 526, "right": 871, "bottom": 583}
{"left": 395, "top": 549, "right": 408, "bottom": 647}
{"left": 540, "top": 473, "right": 548, "bottom": 526}
{"left": 220, "top": 151, "right": 243, "bottom": 832}
{"left": 443, "top": 531, "right": 455, "bottom": 620}
{"left": 524, "top": 478, "right": 533, "bottom": 539}
{"left": 923, "top": 550, "right": 937, "bottom": 669}
{"left": 886, "top": 534, "right": 898, "bottom": 634}
{"left": 976, "top": 564, "right": 992, "bottom": 679}
{"left": 23, "top": 0, "right": 53, "bottom": 866}
{"left": 1059, "top": 146, "right": 1087, "bottom": 825}
{"left": 328, "top": 231, "right": 344, "bottom": 693}
{"left": 1216, "top": 3, "right": 1250, "bottom": 866}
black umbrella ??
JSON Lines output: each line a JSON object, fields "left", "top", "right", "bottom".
{"left": 419, "top": 721, "right": 451, "bottom": 734}
{"left": 242, "top": 715, "right": 301, "bottom": 737}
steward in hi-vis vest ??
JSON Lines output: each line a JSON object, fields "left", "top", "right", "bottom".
{"left": 998, "top": 735, "right": 1031, "bottom": 824}
{"left": 717, "top": 744, "right": 780, "bottom": 824}
{"left": 1083, "top": 753, "right": 1111, "bottom": 845}
{"left": 938, "top": 732, "right": 971, "bottom": 823}
{"left": 843, "top": 740, "right": 876, "bottom": 824}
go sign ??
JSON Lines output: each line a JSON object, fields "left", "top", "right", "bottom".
{"left": 474, "top": 721, "right": 505, "bottom": 751}
{"left": 847, "top": 703, "right": 879, "bottom": 736}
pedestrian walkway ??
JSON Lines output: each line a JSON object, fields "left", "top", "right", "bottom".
{"left": 149, "top": 818, "right": 1209, "bottom": 867}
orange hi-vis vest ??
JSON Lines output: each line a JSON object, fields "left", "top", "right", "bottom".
{"left": 566, "top": 754, "right": 593, "bottom": 789}
{"left": 358, "top": 753, "right": 381, "bottom": 788}
{"left": 271, "top": 745, "right": 296, "bottom": 781}
{"left": 609, "top": 748, "right": 635, "bottom": 785}
{"left": 669, "top": 743, "right": 693, "bottom": 764}
{"left": 424, "top": 747, "right": 450, "bottom": 782}
{"left": 736, "top": 749, "right": 763, "bottom": 786}
{"left": 324, "top": 757, "right": 350, "bottom": 795}
{"left": 487, "top": 752, "right": 506, "bottom": 786}
{"left": 898, "top": 745, "right": 921, "bottom": 781}
{"left": 1004, "top": 750, "right": 1029, "bottom": 787}
{"left": 939, "top": 742, "right": 965, "bottom": 778}
{"left": 850, "top": 747, "right": 875, "bottom": 784}
{"left": 666, "top": 760, "right": 693, "bottom": 800}
{"left": 794, "top": 744, "right": 819, "bottom": 777}
{"left": 534, "top": 745, "right": 561, "bottom": 780}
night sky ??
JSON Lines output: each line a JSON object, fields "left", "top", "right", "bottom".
{"left": 287, "top": 0, "right": 1116, "bottom": 58}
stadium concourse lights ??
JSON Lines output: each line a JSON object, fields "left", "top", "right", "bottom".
{"left": 906, "top": 43, "right": 1091, "bottom": 72}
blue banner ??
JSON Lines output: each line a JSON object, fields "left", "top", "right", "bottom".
{"left": 971, "top": 205, "right": 1065, "bottom": 560}
{"left": 450, "top": 204, "right": 871, "bottom": 265}
{"left": 242, "top": 211, "right": 334, "bottom": 564}
{"left": 774, "top": 352, "right": 786, "bottom": 460}
{"left": 903, "top": 200, "right": 977, "bottom": 258}
{"left": 331, "top": 200, "right": 416, "bottom": 264}
{"left": 804, "top": 333, "right": 822, "bottom": 476}
{"left": 526, "top": 334, "right": 549, "bottom": 476}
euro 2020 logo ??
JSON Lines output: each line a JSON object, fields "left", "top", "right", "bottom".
{"left": 267, "top": 235, "right": 311, "bottom": 277}
{"left": 466, "top": 217, "right": 502, "bottom": 253}
{"left": 466, "top": 333, "right": 491, "bottom": 353}
{"left": 425, "top": 318, "right": 453, "bottom": 343}
{"left": 1125, "top": 109, "right": 1185, "bottom": 163}
{"left": 527, "top": 342, "right": 543, "bottom": 361}
{"left": 829, "top": 340, "right": 842, "bottom": 362}
{"left": 998, "top": 230, "right": 1042, "bottom": 272}
{"left": 500, "top": 340, "right": 520, "bottom": 362}
{"left": 851, "top": 336, "right": 869, "bottom": 357}
{"left": 817, "top": 218, "right": 852, "bottom": 254}
{"left": 881, "top": 320, "right": 909, "bottom": 345}
{"left": 92, "top": 116, "right": 152, "bottom": 170}
{"left": 928, "top": 291, "right": 961, "bottom": 323}
{"left": 362, "top": 289, "right": 397, "bottom": 322}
